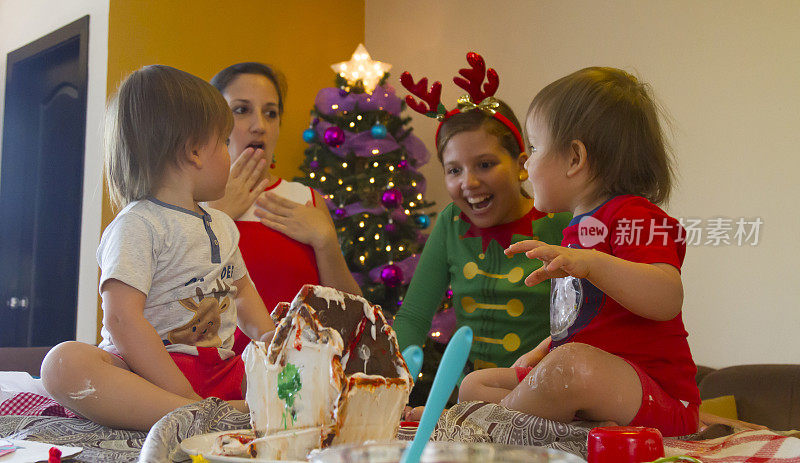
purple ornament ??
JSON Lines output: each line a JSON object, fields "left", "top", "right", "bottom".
{"left": 397, "top": 159, "right": 409, "bottom": 169}
{"left": 446, "top": 288, "right": 454, "bottom": 299}
{"left": 324, "top": 126, "right": 345, "bottom": 148}
{"left": 385, "top": 222, "right": 397, "bottom": 234}
{"left": 381, "top": 188, "right": 403, "bottom": 209}
{"left": 380, "top": 264, "right": 403, "bottom": 287}
{"left": 338, "top": 88, "right": 349, "bottom": 97}
{"left": 312, "top": 117, "right": 320, "bottom": 126}
{"left": 309, "top": 160, "right": 319, "bottom": 169}
{"left": 334, "top": 208, "right": 346, "bottom": 218}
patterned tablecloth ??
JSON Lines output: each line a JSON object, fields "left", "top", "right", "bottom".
{"left": 5, "top": 397, "right": 797, "bottom": 462}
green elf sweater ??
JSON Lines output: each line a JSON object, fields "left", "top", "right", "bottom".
{"left": 394, "top": 203, "right": 571, "bottom": 369}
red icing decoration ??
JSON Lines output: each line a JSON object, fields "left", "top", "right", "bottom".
{"left": 294, "top": 326, "right": 303, "bottom": 351}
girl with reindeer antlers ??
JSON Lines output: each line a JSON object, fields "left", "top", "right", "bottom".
{"left": 393, "top": 52, "right": 571, "bottom": 379}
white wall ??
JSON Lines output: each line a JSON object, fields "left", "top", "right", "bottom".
{"left": 0, "top": 0, "right": 109, "bottom": 344}
{"left": 366, "top": 0, "right": 800, "bottom": 368}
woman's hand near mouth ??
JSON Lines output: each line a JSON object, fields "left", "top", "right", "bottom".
{"left": 207, "top": 147, "right": 269, "bottom": 219}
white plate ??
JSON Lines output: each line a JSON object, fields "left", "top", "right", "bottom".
{"left": 179, "top": 430, "right": 307, "bottom": 463}
{"left": 0, "top": 439, "right": 82, "bottom": 463}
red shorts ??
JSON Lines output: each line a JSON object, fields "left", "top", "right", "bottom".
{"left": 625, "top": 359, "right": 699, "bottom": 437}
{"left": 113, "top": 347, "right": 245, "bottom": 401}
{"left": 170, "top": 347, "right": 245, "bottom": 400}
{"left": 514, "top": 362, "right": 698, "bottom": 437}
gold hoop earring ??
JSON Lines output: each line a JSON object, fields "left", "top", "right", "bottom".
{"left": 518, "top": 170, "right": 528, "bottom": 182}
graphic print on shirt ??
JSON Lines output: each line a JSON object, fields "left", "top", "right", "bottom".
{"left": 168, "top": 279, "right": 232, "bottom": 347}
{"left": 549, "top": 272, "right": 605, "bottom": 343}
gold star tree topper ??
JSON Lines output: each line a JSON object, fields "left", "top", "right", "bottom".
{"left": 331, "top": 44, "right": 391, "bottom": 94}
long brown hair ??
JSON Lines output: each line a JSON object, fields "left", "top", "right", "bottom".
{"left": 530, "top": 67, "right": 674, "bottom": 205}
{"left": 211, "top": 62, "right": 287, "bottom": 115}
{"left": 104, "top": 65, "right": 233, "bottom": 209}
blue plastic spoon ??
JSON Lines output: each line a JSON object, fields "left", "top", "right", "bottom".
{"left": 400, "top": 326, "right": 473, "bottom": 463}
{"left": 401, "top": 345, "right": 423, "bottom": 380}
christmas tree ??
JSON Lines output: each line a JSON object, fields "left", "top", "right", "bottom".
{"left": 295, "top": 45, "right": 435, "bottom": 315}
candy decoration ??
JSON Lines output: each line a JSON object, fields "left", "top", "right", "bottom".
{"left": 302, "top": 128, "right": 316, "bottom": 143}
{"left": 277, "top": 363, "right": 302, "bottom": 429}
{"left": 371, "top": 123, "right": 388, "bottom": 139}
{"left": 380, "top": 264, "right": 403, "bottom": 287}
{"left": 381, "top": 188, "right": 403, "bottom": 209}
{"left": 414, "top": 213, "right": 430, "bottom": 229}
{"left": 324, "top": 126, "right": 346, "bottom": 148}
{"left": 48, "top": 447, "right": 62, "bottom": 463}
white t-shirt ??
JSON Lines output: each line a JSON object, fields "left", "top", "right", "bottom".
{"left": 96, "top": 198, "right": 246, "bottom": 359}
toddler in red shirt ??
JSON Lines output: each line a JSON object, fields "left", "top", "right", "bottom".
{"left": 458, "top": 67, "right": 700, "bottom": 437}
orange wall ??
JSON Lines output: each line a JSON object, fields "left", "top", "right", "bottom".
{"left": 100, "top": 0, "right": 365, "bottom": 338}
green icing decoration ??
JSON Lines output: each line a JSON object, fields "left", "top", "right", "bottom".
{"left": 277, "top": 363, "right": 302, "bottom": 429}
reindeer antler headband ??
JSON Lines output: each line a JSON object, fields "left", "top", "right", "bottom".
{"left": 400, "top": 52, "right": 524, "bottom": 153}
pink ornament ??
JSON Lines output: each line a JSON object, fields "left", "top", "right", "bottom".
{"left": 381, "top": 188, "right": 403, "bottom": 209}
{"left": 324, "top": 126, "right": 345, "bottom": 148}
{"left": 398, "top": 159, "right": 409, "bottom": 169}
{"left": 380, "top": 264, "right": 403, "bottom": 287}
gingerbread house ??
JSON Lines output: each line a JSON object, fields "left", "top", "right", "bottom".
{"left": 243, "top": 284, "right": 412, "bottom": 450}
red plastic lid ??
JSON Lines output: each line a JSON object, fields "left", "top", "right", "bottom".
{"left": 587, "top": 426, "right": 664, "bottom": 463}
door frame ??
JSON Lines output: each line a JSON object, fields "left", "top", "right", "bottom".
{"left": 1, "top": 15, "right": 90, "bottom": 345}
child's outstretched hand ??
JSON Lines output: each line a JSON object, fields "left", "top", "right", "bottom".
{"left": 505, "top": 240, "right": 592, "bottom": 286}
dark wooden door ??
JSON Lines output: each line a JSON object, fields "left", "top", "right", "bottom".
{"left": 0, "top": 16, "right": 89, "bottom": 347}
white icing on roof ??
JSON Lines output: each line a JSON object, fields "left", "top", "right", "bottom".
{"left": 312, "top": 286, "right": 346, "bottom": 308}
{"left": 363, "top": 304, "right": 376, "bottom": 324}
